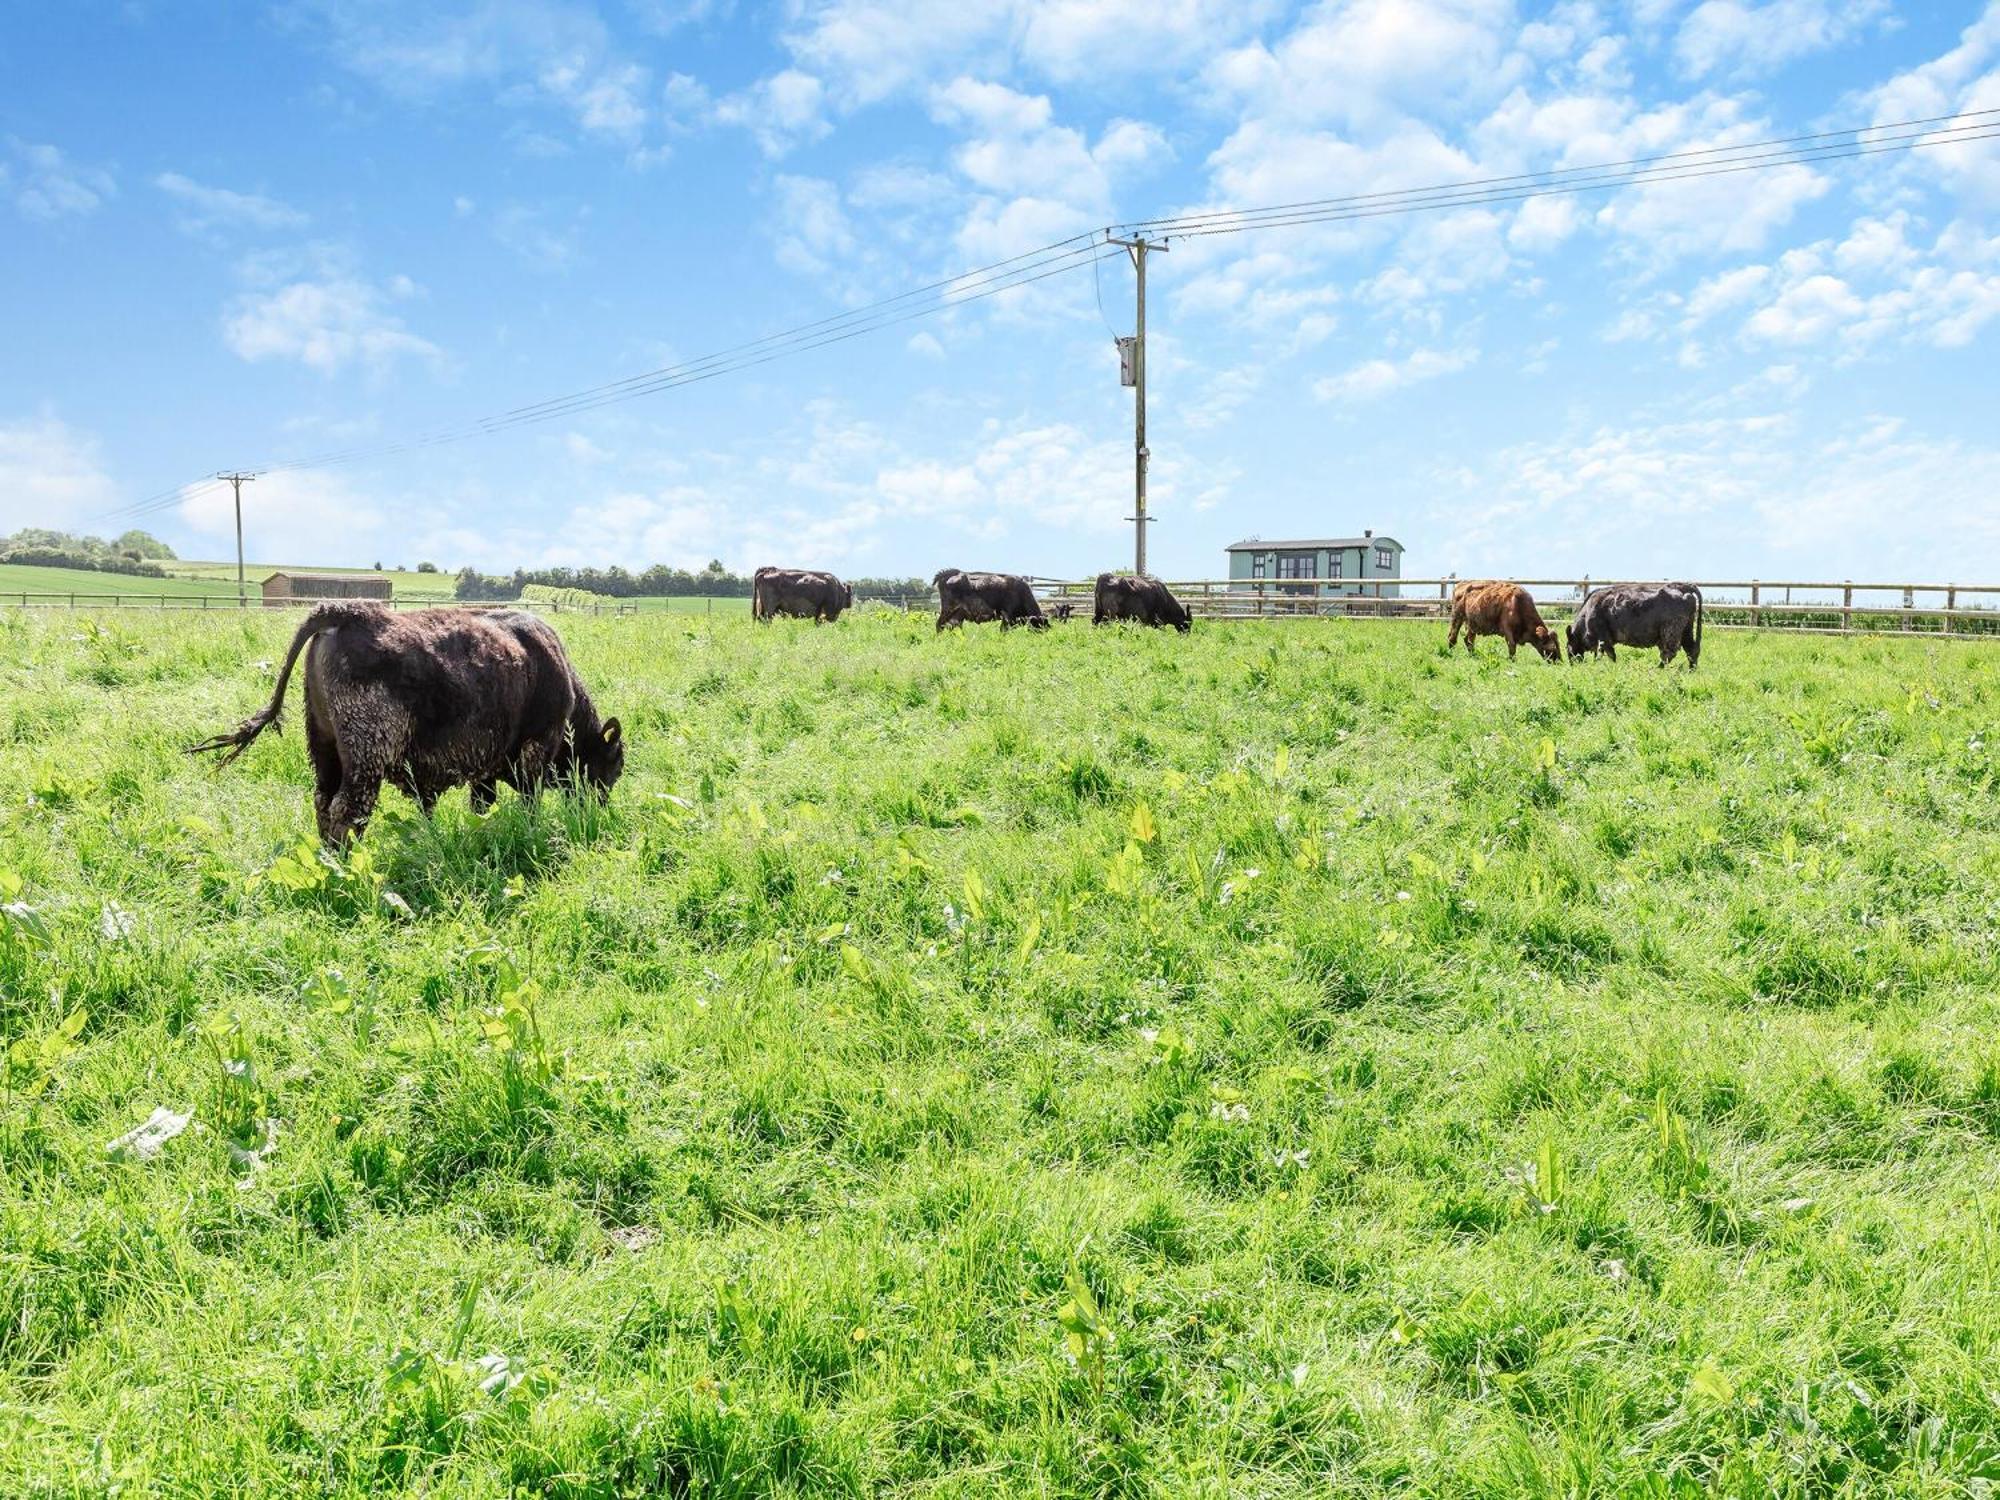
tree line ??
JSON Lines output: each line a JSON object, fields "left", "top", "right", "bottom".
{"left": 453, "top": 561, "right": 933, "bottom": 601}
{"left": 0, "top": 529, "right": 177, "bottom": 578}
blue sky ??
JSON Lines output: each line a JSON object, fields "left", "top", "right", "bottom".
{"left": 2, "top": 0, "right": 1996, "bottom": 583}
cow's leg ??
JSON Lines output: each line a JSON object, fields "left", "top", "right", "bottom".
{"left": 1504, "top": 631, "right": 1518, "bottom": 659}
{"left": 469, "top": 778, "right": 498, "bottom": 814}
{"left": 325, "top": 772, "right": 381, "bottom": 847}
{"left": 511, "top": 738, "right": 558, "bottom": 800}
{"left": 1603, "top": 643, "right": 1615, "bottom": 661}
{"left": 1659, "top": 627, "right": 1681, "bottom": 667}
{"left": 1446, "top": 609, "right": 1462, "bottom": 648}
{"left": 307, "top": 712, "right": 342, "bottom": 846}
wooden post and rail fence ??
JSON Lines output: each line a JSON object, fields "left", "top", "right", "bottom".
{"left": 2, "top": 577, "right": 1998, "bottom": 638}
{"left": 1026, "top": 577, "right": 2000, "bottom": 639}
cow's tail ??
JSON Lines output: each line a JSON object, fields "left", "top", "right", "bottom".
{"left": 1690, "top": 584, "right": 1703, "bottom": 667}
{"left": 185, "top": 602, "right": 367, "bottom": 766}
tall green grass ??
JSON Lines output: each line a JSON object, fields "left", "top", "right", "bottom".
{"left": 2, "top": 607, "right": 1998, "bottom": 1495}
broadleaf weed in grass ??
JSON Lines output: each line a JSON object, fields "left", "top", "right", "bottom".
{"left": 1056, "top": 1243, "right": 1115, "bottom": 1399}
{"left": 200, "top": 1010, "right": 266, "bottom": 1156}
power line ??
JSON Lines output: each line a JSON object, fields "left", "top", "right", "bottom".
{"left": 1158, "top": 122, "right": 1999, "bottom": 241}
{"left": 90, "top": 245, "right": 1119, "bottom": 524}
{"left": 1111, "top": 107, "right": 1998, "bottom": 239}
{"left": 94, "top": 478, "right": 228, "bottom": 527}
{"left": 250, "top": 236, "right": 1113, "bottom": 478}
{"left": 104, "top": 105, "right": 1997, "bottom": 517}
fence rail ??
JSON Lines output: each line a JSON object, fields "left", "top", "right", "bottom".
{"left": 5, "top": 577, "right": 1999, "bottom": 639}
{"left": 1058, "top": 577, "right": 2000, "bottom": 639}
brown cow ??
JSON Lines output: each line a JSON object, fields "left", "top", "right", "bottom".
{"left": 1447, "top": 580, "right": 1562, "bottom": 662}
{"left": 188, "top": 602, "right": 623, "bottom": 845}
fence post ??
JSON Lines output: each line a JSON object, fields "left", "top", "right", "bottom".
{"left": 1842, "top": 581, "right": 1853, "bottom": 635}
{"left": 1947, "top": 584, "right": 1958, "bottom": 637}
{"left": 1750, "top": 580, "right": 1760, "bottom": 629}
{"left": 1902, "top": 586, "right": 1913, "bottom": 633}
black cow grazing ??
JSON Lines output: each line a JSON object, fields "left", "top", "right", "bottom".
{"left": 933, "top": 569, "right": 1049, "bottom": 631}
{"left": 1093, "top": 573, "right": 1192, "bottom": 633}
{"left": 1567, "top": 582, "right": 1704, "bottom": 668}
{"left": 1050, "top": 601, "right": 1075, "bottom": 622}
{"left": 188, "top": 602, "right": 624, "bottom": 845}
{"left": 753, "top": 566, "right": 852, "bottom": 622}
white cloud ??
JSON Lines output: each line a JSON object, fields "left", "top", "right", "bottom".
{"left": 1742, "top": 273, "right": 1866, "bottom": 343}
{"left": 712, "top": 69, "right": 829, "bottom": 156}
{"left": 5, "top": 138, "right": 114, "bottom": 222}
{"left": 176, "top": 468, "right": 392, "bottom": 568}
{"left": 780, "top": 0, "right": 1270, "bottom": 105}
{"left": 1834, "top": 212, "right": 1919, "bottom": 275}
{"left": 564, "top": 432, "right": 612, "bottom": 464}
{"left": 155, "top": 172, "right": 307, "bottom": 234}
{"left": 1683, "top": 263, "right": 1772, "bottom": 322}
{"left": 1508, "top": 193, "right": 1582, "bottom": 252}
{"left": 770, "top": 175, "right": 857, "bottom": 279}
{"left": 539, "top": 56, "right": 650, "bottom": 141}
{"left": 223, "top": 272, "right": 442, "bottom": 374}
{"left": 415, "top": 404, "right": 1233, "bottom": 574}
{"left": 1661, "top": 216, "right": 2000, "bottom": 354}
{"left": 493, "top": 202, "right": 585, "bottom": 270}
{"left": 929, "top": 78, "right": 1168, "bottom": 211}
{"left": 1674, "top": 0, "right": 1886, "bottom": 79}
{"left": 1204, "top": 0, "right": 1521, "bottom": 133}
{"left": 0, "top": 413, "right": 119, "bottom": 532}
{"left": 1313, "top": 346, "right": 1477, "bottom": 401}
{"left": 878, "top": 420, "right": 1137, "bottom": 533}
{"left": 1443, "top": 411, "right": 2000, "bottom": 577}
{"left": 296, "top": 0, "right": 659, "bottom": 149}
{"left": 1587, "top": 108, "right": 1830, "bottom": 263}
{"left": 1860, "top": 2, "right": 2000, "bottom": 205}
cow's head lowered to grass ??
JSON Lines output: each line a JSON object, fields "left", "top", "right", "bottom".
{"left": 560, "top": 716, "right": 625, "bottom": 800}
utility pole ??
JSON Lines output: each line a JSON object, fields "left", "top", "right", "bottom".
{"left": 1108, "top": 234, "right": 1166, "bottom": 576}
{"left": 217, "top": 472, "right": 257, "bottom": 608}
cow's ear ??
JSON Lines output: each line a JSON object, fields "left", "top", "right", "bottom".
{"left": 602, "top": 717, "right": 621, "bottom": 746}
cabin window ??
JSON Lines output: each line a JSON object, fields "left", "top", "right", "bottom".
{"left": 1329, "top": 553, "right": 1344, "bottom": 579}
{"left": 1250, "top": 555, "right": 1266, "bottom": 579}
{"left": 1375, "top": 546, "right": 1394, "bottom": 571}
{"left": 1276, "top": 553, "right": 1316, "bottom": 579}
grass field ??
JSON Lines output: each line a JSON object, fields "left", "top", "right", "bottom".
{"left": 0, "top": 562, "right": 251, "bottom": 600}
{"left": 0, "top": 561, "right": 750, "bottom": 615}
{"left": 165, "top": 561, "right": 459, "bottom": 601}
{"left": 3, "top": 609, "right": 1998, "bottom": 1496}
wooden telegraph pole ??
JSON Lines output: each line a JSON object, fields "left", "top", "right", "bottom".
{"left": 1108, "top": 234, "right": 1166, "bottom": 576}
{"left": 217, "top": 472, "right": 257, "bottom": 607}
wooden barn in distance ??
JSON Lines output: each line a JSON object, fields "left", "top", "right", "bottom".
{"left": 261, "top": 570, "right": 392, "bottom": 607}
